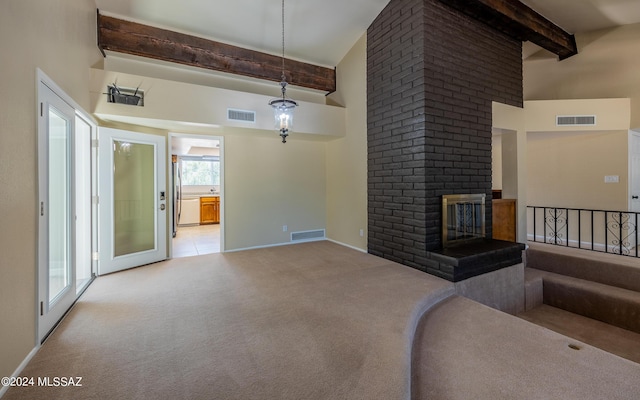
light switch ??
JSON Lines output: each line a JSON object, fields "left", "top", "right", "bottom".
{"left": 604, "top": 175, "right": 619, "bottom": 183}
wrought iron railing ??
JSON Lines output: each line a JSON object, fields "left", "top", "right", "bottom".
{"left": 527, "top": 206, "right": 640, "bottom": 258}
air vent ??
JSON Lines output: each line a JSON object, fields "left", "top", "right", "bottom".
{"left": 106, "top": 84, "right": 144, "bottom": 106}
{"left": 227, "top": 108, "right": 256, "bottom": 123}
{"left": 556, "top": 115, "right": 596, "bottom": 126}
{"left": 291, "top": 229, "right": 326, "bottom": 242}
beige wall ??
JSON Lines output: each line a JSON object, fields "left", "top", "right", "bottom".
{"left": 0, "top": 0, "right": 102, "bottom": 379}
{"left": 524, "top": 22, "right": 640, "bottom": 128}
{"left": 92, "top": 71, "right": 335, "bottom": 253}
{"left": 494, "top": 99, "right": 631, "bottom": 211}
{"left": 91, "top": 69, "right": 346, "bottom": 138}
{"left": 527, "top": 130, "right": 629, "bottom": 210}
{"left": 326, "top": 35, "right": 368, "bottom": 250}
{"left": 524, "top": 99, "right": 631, "bottom": 210}
{"left": 224, "top": 135, "right": 327, "bottom": 250}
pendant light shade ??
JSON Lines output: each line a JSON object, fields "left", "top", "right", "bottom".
{"left": 269, "top": 0, "right": 297, "bottom": 143}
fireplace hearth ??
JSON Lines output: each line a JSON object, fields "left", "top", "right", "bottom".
{"left": 425, "top": 238, "right": 524, "bottom": 282}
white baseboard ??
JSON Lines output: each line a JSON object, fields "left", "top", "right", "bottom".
{"left": 326, "top": 238, "right": 367, "bottom": 253}
{"left": 225, "top": 238, "right": 325, "bottom": 253}
{"left": 0, "top": 346, "right": 39, "bottom": 398}
{"left": 225, "top": 238, "right": 367, "bottom": 254}
{"left": 527, "top": 234, "right": 609, "bottom": 252}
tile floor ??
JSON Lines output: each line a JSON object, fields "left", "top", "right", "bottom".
{"left": 172, "top": 224, "right": 221, "bottom": 258}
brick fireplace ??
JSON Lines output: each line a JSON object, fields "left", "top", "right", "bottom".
{"left": 367, "top": 0, "right": 525, "bottom": 283}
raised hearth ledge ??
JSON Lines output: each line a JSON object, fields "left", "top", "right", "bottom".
{"left": 425, "top": 238, "right": 526, "bottom": 282}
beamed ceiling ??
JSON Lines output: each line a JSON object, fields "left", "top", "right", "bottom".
{"left": 95, "top": 0, "right": 640, "bottom": 91}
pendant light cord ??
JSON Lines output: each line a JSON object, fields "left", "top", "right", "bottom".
{"left": 281, "top": 0, "right": 286, "bottom": 84}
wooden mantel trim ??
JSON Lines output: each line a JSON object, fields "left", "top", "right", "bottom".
{"left": 441, "top": 0, "right": 578, "bottom": 60}
{"left": 97, "top": 12, "right": 337, "bottom": 93}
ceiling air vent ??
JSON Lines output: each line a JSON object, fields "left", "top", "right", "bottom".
{"left": 227, "top": 108, "right": 256, "bottom": 123}
{"left": 556, "top": 115, "right": 596, "bottom": 126}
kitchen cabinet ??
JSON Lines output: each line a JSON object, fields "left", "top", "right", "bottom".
{"left": 200, "top": 196, "right": 220, "bottom": 224}
{"left": 492, "top": 199, "right": 516, "bottom": 242}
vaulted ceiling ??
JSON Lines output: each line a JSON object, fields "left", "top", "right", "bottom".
{"left": 95, "top": 0, "right": 640, "bottom": 68}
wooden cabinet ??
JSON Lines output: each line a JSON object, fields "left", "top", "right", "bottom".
{"left": 492, "top": 199, "right": 516, "bottom": 242}
{"left": 200, "top": 196, "right": 220, "bottom": 225}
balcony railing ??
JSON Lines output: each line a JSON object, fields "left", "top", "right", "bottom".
{"left": 527, "top": 206, "right": 640, "bottom": 258}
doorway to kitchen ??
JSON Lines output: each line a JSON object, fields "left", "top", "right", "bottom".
{"left": 170, "top": 133, "right": 223, "bottom": 257}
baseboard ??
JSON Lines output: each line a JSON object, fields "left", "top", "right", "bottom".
{"left": 326, "top": 238, "right": 367, "bottom": 253}
{"left": 527, "top": 234, "right": 609, "bottom": 252}
{"left": 0, "top": 346, "right": 39, "bottom": 398}
{"left": 225, "top": 238, "right": 325, "bottom": 253}
{"left": 224, "top": 238, "right": 367, "bottom": 254}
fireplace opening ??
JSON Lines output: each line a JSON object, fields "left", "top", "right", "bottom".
{"left": 442, "top": 194, "right": 486, "bottom": 247}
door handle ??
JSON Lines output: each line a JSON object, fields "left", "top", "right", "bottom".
{"left": 633, "top": 196, "right": 639, "bottom": 200}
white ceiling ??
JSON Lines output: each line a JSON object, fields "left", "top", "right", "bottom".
{"left": 95, "top": 0, "right": 640, "bottom": 67}
{"left": 95, "top": 0, "right": 390, "bottom": 68}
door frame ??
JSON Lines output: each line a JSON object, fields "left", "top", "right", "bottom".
{"left": 97, "top": 127, "right": 167, "bottom": 275}
{"left": 629, "top": 130, "right": 640, "bottom": 212}
{"left": 36, "top": 69, "right": 97, "bottom": 342}
{"left": 168, "top": 132, "right": 225, "bottom": 255}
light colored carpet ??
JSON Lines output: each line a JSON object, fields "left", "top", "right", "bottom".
{"left": 412, "top": 296, "right": 640, "bottom": 399}
{"left": 6, "top": 241, "right": 640, "bottom": 400}
{"left": 3, "top": 241, "right": 454, "bottom": 400}
{"left": 519, "top": 304, "right": 640, "bottom": 364}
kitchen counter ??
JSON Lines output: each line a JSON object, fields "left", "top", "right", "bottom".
{"left": 182, "top": 193, "right": 219, "bottom": 199}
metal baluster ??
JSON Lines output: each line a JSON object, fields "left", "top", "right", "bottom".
{"left": 605, "top": 211, "right": 609, "bottom": 253}
{"left": 565, "top": 208, "right": 569, "bottom": 247}
{"left": 619, "top": 211, "right": 623, "bottom": 255}
{"left": 591, "top": 211, "right": 594, "bottom": 251}
{"left": 578, "top": 209, "right": 582, "bottom": 249}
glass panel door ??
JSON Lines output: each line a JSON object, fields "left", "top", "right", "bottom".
{"left": 99, "top": 128, "right": 167, "bottom": 275}
{"left": 48, "top": 106, "right": 72, "bottom": 303}
{"left": 38, "top": 80, "right": 77, "bottom": 342}
{"left": 75, "top": 115, "right": 94, "bottom": 294}
{"left": 113, "top": 140, "right": 156, "bottom": 256}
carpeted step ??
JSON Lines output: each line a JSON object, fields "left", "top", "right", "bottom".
{"left": 526, "top": 243, "right": 640, "bottom": 292}
{"left": 530, "top": 268, "right": 640, "bottom": 334}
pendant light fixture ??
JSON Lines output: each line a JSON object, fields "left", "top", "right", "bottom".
{"left": 268, "top": 0, "right": 298, "bottom": 143}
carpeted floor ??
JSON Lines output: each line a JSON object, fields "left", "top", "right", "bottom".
{"left": 413, "top": 296, "right": 640, "bottom": 400}
{"left": 3, "top": 241, "right": 454, "bottom": 400}
{"left": 4, "top": 241, "right": 639, "bottom": 399}
{"left": 519, "top": 304, "right": 640, "bottom": 364}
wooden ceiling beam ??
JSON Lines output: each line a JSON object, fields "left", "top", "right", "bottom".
{"left": 97, "top": 13, "right": 336, "bottom": 93}
{"left": 440, "top": 0, "right": 578, "bottom": 60}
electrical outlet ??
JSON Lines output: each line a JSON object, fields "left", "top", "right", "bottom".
{"left": 283, "top": 225, "right": 288, "bottom": 232}
{"left": 359, "top": 229, "right": 364, "bottom": 237}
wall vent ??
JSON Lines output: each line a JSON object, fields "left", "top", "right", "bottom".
{"left": 227, "top": 108, "right": 256, "bottom": 123}
{"left": 556, "top": 115, "right": 596, "bottom": 126}
{"left": 291, "top": 229, "right": 326, "bottom": 242}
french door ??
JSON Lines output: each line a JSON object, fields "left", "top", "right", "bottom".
{"left": 98, "top": 128, "right": 167, "bottom": 275}
{"left": 37, "top": 81, "right": 78, "bottom": 341}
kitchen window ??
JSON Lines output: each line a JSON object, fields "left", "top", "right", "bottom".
{"left": 181, "top": 156, "right": 220, "bottom": 186}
